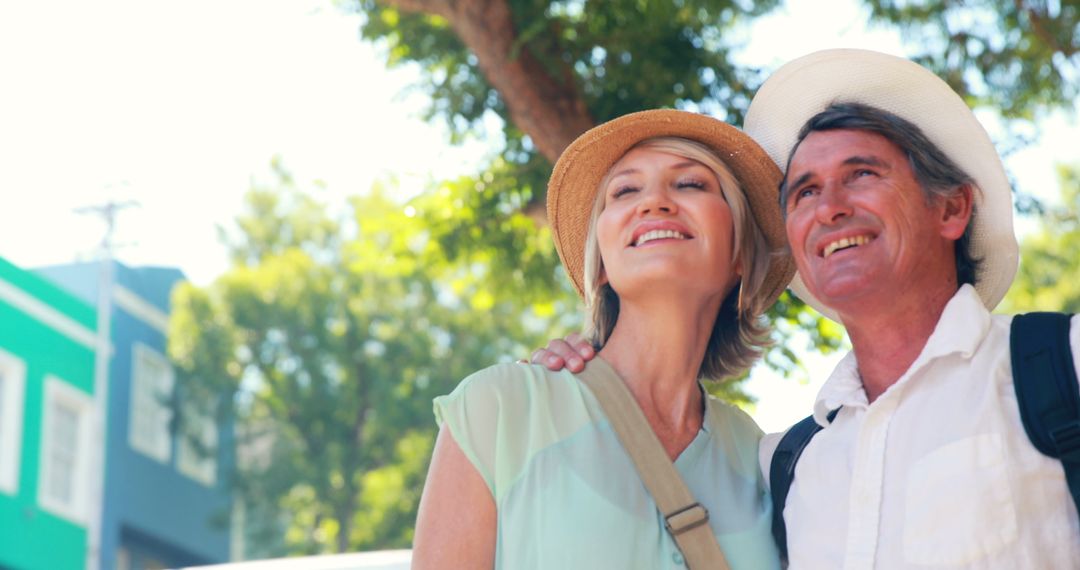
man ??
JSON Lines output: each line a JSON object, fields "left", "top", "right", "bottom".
{"left": 533, "top": 49, "right": 1080, "bottom": 568}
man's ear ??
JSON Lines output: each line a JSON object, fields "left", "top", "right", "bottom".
{"left": 940, "top": 184, "right": 974, "bottom": 240}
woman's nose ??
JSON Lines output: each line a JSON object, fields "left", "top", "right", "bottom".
{"left": 636, "top": 186, "right": 677, "bottom": 216}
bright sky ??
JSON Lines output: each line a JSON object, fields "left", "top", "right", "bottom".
{"left": 2, "top": 0, "right": 1077, "bottom": 431}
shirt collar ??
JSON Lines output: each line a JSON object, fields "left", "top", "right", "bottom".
{"left": 700, "top": 382, "right": 714, "bottom": 434}
{"left": 811, "top": 284, "right": 992, "bottom": 425}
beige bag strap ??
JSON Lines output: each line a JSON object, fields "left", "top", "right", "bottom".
{"left": 577, "top": 358, "right": 731, "bottom": 570}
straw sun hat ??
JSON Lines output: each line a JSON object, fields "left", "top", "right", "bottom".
{"left": 744, "top": 48, "right": 1019, "bottom": 320}
{"left": 546, "top": 109, "right": 796, "bottom": 312}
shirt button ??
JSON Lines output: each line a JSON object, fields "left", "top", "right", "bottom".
{"left": 672, "top": 551, "right": 685, "bottom": 566}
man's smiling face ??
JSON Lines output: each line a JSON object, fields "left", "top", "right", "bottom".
{"left": 782, "top": 129, "right": 962, "bottom": 315}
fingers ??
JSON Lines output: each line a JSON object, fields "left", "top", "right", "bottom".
{"left": 528, "top": 347, "right": 564, "bottom": 372}
{"left": 528, "top": 334, "right": 597, "bottom": 373}
{"left": 565, "top": 333, "right": 595, "bottom": 360}
{"left": 552, "top": 337, "right": 596, "bottom": 373}
{"left": 529, "top": 348, "right": 556, "bottom": 366}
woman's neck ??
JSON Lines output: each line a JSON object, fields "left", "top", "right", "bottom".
{"left": 597, "top": 292, "right": 722, "bottom": 458}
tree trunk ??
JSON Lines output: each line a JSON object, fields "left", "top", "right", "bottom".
{"left": 380, "top": 0, "right": 595, "bottom": 163}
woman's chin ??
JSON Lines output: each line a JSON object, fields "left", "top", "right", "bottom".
{"left": 610, "top": 267, "right": 733, "bottom": 300}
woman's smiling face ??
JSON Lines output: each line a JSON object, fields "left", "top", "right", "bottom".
{"left": 596, "top": 147, "right": 739, "bottom": 300}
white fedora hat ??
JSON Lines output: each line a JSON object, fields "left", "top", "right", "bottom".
{"left": 744, "top": 48, "right": 1018, "bottom": 321}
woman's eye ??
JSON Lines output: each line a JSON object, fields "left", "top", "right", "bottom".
{"left": 676, "top": 179, "right": 707, "bottom": 190}
{"left": 612, "top": 185, "right": 638, "bottom": 198}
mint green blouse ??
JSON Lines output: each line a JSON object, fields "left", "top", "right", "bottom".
{"left": 433, "top": 362, "right": 781, "bottom": 569}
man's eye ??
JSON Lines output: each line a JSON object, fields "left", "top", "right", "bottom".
{"left": 795, "top": 187, "right": 816, "bottom": 201}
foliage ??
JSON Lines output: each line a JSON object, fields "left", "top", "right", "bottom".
{"left": 349, "top": 0, "right": 784, "bottom": 221}
{"left": 866, "top": 0, "right": 1079, "bottom": 121}
{"left": 355, "top": 0, "right": 781, "bottom": 135}
{"left": 1004, "top": 164, "right": 1080, "bottom": 313}
{"left": 169, "top": 164, "right": 571, "bottom": 555}
{"left": 409, "top": 157, "right": 577, "bottom": 307}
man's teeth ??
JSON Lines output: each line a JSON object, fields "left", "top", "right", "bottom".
{"left": 823, "top": 235, "right": 871, "bottom": 257}
{"left": 635, "top": 229, "right": 688, "bottom": 247}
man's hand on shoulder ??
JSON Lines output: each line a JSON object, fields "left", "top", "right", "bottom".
{"left": 529, "top": 332, "right": 596, "bottom": 373}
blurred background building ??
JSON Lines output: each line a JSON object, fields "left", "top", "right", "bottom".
{"left": 0, "top": 256, "right": 233, "bottom": 570}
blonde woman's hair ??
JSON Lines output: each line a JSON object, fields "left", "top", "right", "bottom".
{"left": 581, "top": 136, "right": 773, "bottom": 381}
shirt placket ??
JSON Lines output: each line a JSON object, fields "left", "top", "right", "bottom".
{"left": 843, "top": 393, "right": 900, "bottom": 570}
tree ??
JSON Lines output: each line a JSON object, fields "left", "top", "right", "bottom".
{"left": 352, "top": 0, "right": 1078, "bottom": 218}
{"left": 169, "top": 162, "right": 572, "bottom": 554}
{"left": 1004, "top": 164, "right": 1080, "bottom": 313}
{"left": 865, "top": 0, "right": 1079, "bottom": 121}
{"left": 351, "top": 0, "right": 782, "bottom": 219}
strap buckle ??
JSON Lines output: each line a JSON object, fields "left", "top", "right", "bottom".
{"left": 1051, "top": 420, "right": 1080, "bottom": 462}
{"left": 665, "top": 503, "right": 709, "bottom": 536}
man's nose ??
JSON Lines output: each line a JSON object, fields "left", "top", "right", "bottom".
{"left": 814, "top": 182, "right": 852, "bottom": 224}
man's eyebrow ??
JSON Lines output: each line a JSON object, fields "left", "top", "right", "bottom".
{"left": 843, "top": 155, "right": 888, "bottom": 168}
{"left": 787, "top": 172, "right": 813, "bottom": 192}
{"left": 787, "top": 155, "right": 889, "bottom": 191}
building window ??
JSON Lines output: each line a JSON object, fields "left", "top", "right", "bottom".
{"left": 177, "top": 396, "right": 218, "bottom": 486}
{"left": 0, "top": 349, "right": 27, "bottom": 495}
{"left": 129, "top": 343, "right": 174, "bottom": 463}
{"left": 38, "top": 376, "right": 93, "bottom": 524}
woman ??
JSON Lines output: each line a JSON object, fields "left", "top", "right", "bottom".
{"left": 412, "top": 109, "right": 794, "bottom": 569}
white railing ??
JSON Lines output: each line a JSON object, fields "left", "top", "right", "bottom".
{"left": 178, "top": 550, "right": 412, "bottom": 570}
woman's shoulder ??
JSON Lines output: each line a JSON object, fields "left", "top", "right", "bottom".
{"left": 456, "top": 361, "right": 583, "bottom": 397}
{"left": 441, "top": 362, "right": 594, "bottom": 422}
{"left": 434, "top": 363, "right": 598, "bottom": 496}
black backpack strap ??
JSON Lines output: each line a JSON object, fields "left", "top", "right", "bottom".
{"left": 769, "top": 409, "right": 837, "bottom": 561}
{"left": 1010, "top": 312, "right": 1080, "bottom": 513}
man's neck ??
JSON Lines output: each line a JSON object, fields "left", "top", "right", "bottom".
{"left": 840, "top": 285, "right": 958, "bottom": 403}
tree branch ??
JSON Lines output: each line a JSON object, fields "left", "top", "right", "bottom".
{"left": 380, "top": 0, "right": 594, "bottom": 164}
{"left": 1016, "top": 0, "right": 1077, "bottom": 57}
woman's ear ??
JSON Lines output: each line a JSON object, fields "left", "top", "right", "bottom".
{"left": 729, "top": 256, "right": 743, "bottom": 294}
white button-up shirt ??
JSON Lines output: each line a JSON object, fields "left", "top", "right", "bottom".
{"left": 761, "top": 285, "right": 1080, "bottom": 569}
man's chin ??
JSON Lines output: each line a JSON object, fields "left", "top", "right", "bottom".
{"left": 809, "top": 280, "right": 880, "bottom": 311}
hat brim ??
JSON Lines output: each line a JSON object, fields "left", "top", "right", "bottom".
{"left": 547, "top": 109, "right": 795, "bottom": 312}
{"left": 744, "top": 49, "right": 1018, "bottom": 321}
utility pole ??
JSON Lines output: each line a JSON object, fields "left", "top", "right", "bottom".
{"left": 76, "top": 200, "right": 137, "bottom": 570}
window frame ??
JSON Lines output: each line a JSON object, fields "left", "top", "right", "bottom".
{"left": 38, "top": 376, "right": 93, "bottom": 524}
{"left": 0, "top": 349, "right": 26, "bottom": 495}
{"left": 128, "top": 342, "right": 175, "bottom": 463}
{"left": 177, "top": 395, "right": 219, "bottom": 487}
